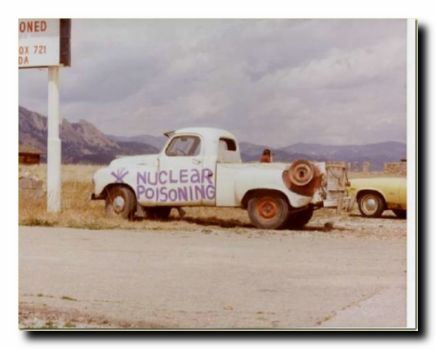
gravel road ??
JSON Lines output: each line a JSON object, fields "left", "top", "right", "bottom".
{"left": 19, "top": 220, "right": 406, "bottom": 329}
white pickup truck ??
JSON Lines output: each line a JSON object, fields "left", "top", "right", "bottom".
{"left": 91, "top": 127, "right": 328, "bottom": 229}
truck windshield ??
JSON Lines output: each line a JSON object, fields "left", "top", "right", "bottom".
{"left": 165, "top": 136, "right": 201, "bottom": 156}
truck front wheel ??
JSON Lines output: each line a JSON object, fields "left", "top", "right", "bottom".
{"left": 105, "top": 186, "right": 137, "bottom": 220}
{"left": 247, "top": 194, "right": 289, "bottom": 230}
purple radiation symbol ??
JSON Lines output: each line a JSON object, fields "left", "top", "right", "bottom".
{"left": 111, "top": 168, "right": 129, "bottom": 183}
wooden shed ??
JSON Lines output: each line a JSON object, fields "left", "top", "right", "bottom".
{"left": 19, "top": 145, "right": 41, "bottom": 165}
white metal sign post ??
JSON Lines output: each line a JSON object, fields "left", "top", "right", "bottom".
{"left": 47, "top": 67, "right": 61, "bottom": 212}
{"left": 19, "top": 19, "right": 71, "bottom": 213}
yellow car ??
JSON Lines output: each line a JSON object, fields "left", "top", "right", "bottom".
{"left": 348, "top": 177, "right": 407, "bottom": 218}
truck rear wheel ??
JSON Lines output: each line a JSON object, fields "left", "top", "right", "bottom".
{"left": 286, "top": 207, "right": 314, "bottom": 229}
{"left": 105, "top": 186, "right": 137, "bottom": 220}
{"left": 247, "top": 194, "right": 289, "bottom": 230}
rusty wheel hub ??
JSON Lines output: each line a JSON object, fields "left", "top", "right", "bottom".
{"left": 256, "top": 198, "right": 278, "bottom": 219}
{"left": 289, "top": 161, "right": 314, "bottom": 186}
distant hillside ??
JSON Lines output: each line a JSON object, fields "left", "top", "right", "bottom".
{"left": 280, "top": 141, "right": 406, "bottom": 159}
{"left": 239, "top": 142, "right": 327, "bottom": 162}
{"left": 19, "top": 106, "right": 406, "bottom": 169}
{"left": 108, "top": 134, "right": 166, "bottom": 149}
{"left": 102, "top": 136, "right": 406, "bottom": 170}
{"left": 19, "top": 106, "right": 159, "bottom": 164}
{"left": 278, "top": 142, "right": 406, "bottom": 170}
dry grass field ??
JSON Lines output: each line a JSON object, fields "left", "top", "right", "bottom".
{"left": 19, "top": 164, "right": 405, "bottom": 238}
{"left": 19, "top": 164, "right": 258, "bottom": 231}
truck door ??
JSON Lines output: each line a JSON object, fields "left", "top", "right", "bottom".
{"left": 158, "top": 134, "right": 215, "bottom": 206}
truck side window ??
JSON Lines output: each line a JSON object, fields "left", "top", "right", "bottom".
{"left": 218, "top": 137, "right": 239, "bottom": 163}
{"left": 219, "top": 138, "right": 237, "bottom": 151}
{"left": 165, "top": 136, "right": 201, "bottom": 157}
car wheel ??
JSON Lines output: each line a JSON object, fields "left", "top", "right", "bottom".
{"left": 105, "top": 186, "right": 137, "bottom": 219}
{"left": 286, "top": 206, "right": 314, "bottom": 229}
{"left": 393, "top": 209, "right": 407, "bottom": 219}
{"left": 358, "top": 192, "right": 385, "bottom": 218}
{"left": 247, "top": 194, "right": 289, "bottom": 229}
{"left": 146, "top": 207, "right": 172, "bottom": 220}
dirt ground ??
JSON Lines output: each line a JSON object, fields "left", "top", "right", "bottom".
{"left": 19, "top": 210, "right": 406, "bottom": 329}
{"left": 18, "top": 164, "right": 407, "bottom": 329}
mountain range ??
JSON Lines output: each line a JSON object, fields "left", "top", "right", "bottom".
{"left": 19, "top": 106, "right": 159, "bottom": 164}
{"left": 19, "top": 106, "right": 406, "bottom": 170}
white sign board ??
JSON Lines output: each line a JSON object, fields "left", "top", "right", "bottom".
{"left": 19, "top": 19, "right": 60, "bottom": 68}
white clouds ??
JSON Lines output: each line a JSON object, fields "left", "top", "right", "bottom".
{"left": 260, "top": 37, "right": 405, "bottom": 91}
{"left": 18, "top": 19, "right": 407, "bottom": 146}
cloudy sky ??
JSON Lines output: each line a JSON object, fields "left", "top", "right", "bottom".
{"left": 19, "top": 19, "right": 407, "bottom": 147}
